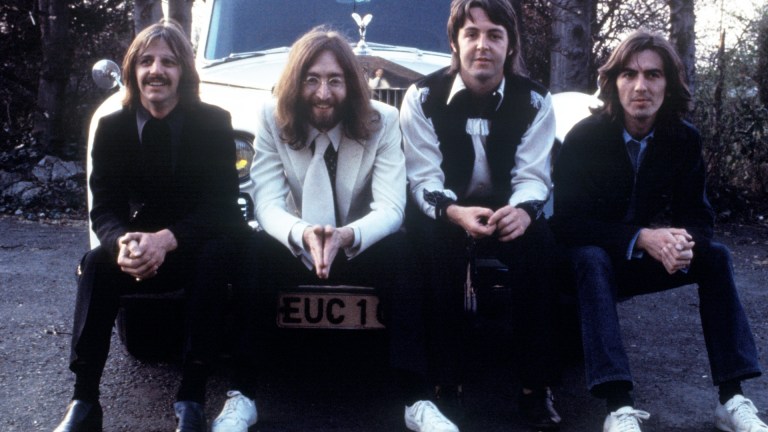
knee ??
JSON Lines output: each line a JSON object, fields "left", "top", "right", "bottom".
{"left": 568, "top": 246, "right": 615, "bottom": 297}
{"left": 693, "top": 241, "right": 733, "bottom": 273}
{"left": 77, "top": 246, "right": 116, "bottom": 282}
{"left": 569, "top": 246, "right": 611, "bottom": 271}
{"left": 700, "top": 241, "right": 731, "bottom": 261}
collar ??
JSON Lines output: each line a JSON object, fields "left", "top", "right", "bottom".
{"left": 136, "top": 104, "right": 183, "bottom": 140}
{"left": 622, "top": 128, "right": 655, "bottom": 145}
{"left": 306, "top": 123, "right": 344, "bottom": 151}
{"left": 446, "top": 74, "right": 505, "bottom": 112}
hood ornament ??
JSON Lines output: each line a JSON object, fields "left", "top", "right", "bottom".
{"left": 351, "top": 13, "right": 373, "bottom": 55}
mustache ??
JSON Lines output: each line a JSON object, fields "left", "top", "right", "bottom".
{"left": 311, "top": 95, "right": 337, "bottom": 105}
{"left": 142, "top": 75, "right": 171, "bottom": 85}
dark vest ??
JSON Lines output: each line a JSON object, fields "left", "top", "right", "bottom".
{"left": 417, "top": 67, "right": 547, "bottom": 207}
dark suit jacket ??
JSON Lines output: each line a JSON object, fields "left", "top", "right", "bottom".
{"left": 89, "top": 102, "right": 244, "bottom": 259}
{"left": 552, "top": 114, "right": 715, "bottom": 258}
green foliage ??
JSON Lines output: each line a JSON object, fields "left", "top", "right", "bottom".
{"left": 757, "top": 11, "right": 768, "bottom": 106}
{"left": 63, "top": 0, "right": 132, "bottom": 159}
{"left": 519, "top": 0, "right": 552, "bottom": 85}
{"left": 0, "top": 1, "right": 41, "bottom": 151}
{"left": 0, "top": 0, "right": 131, "bottom": 158}
{"left": 694, "top": 12, "right": 768, "bottom": 221}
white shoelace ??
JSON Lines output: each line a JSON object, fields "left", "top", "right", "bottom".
{"left": 407, "top": 400, "right": 457, "bottom": 430}
{"left": 216, "top": 391, "right": 255, "bottom": 424}
{"left": 611, "top": 408, "right": 650, "bottom": 432}
{"left": 727, "top": 398, "right": 768, "bottom": 430}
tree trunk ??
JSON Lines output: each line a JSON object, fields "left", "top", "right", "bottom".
{"left": 168, "top": 0, "right": 194, "bottom": 40}
{"left": 34, "top": 0, "right": 71, "bottom": 156}
{"left": 508, "top": 0, "right": 523, "bottom": 35}
{"left": 712, "top": 29, "right": 726, "bottom": 156}
{"left": 757, "top": 14, "right": 768, "bottom": 107}
{"left": 550, "top": 0, "right": 593, "bottom": 92}
{"left": 134, "top": 0, "right": 163, "bottom": 35}
{"left": 668, "top": 0, "right": 696, "bottom": 97}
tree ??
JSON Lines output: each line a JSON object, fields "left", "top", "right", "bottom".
{"left": 757, "top": 11, "right": 768, "bottom": 106}
{"left": 134, "top": 0, "right": 193, "bottom": 38}
{"left": 518, "top": 0, "right": 553, "bottom": 84}
{"left": 550, "top": 0, "right": 593, "bottom": 92}
{"left": 133, "top": 0, "right": 162, "bottom": 35}
{"left": 168, "top": 0, "right": 193, "bottom": 38}
{"left": 668, "top": 0, "right": 696, "bottom": 96}
{"left": 1, "top": 1, "right": 41, "bottom": 152}
{"left": 34, "top": 0, "right": 72, "bottom": 156}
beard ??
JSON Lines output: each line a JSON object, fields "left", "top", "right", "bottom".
{"left": 303, "top": 93, "right": 345, "bottom": 131}
{"left": 309, "top": 107, "right": 342, "bottom": 131}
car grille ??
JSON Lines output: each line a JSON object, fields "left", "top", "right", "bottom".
{"left": 372, "top": 88, "right": 406, "bottom": 108}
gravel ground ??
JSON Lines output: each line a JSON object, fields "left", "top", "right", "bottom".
{"left": 0, "top": 215, "right": 766, "bottom": 432}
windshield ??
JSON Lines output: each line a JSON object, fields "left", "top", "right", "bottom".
{"left": 203, "top": 0, "right": 451, "bottom": 60}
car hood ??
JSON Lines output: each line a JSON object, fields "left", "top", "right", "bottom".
{"left": 198, "top": 43, "right": 450, "bottom": 90}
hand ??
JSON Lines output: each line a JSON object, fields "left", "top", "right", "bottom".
{"left": 445, "top": 205, "right": 496, "bottom": 239}
{"left": 303, "top": 225, "right": 354, "bottom": 279}
{"left": 117, "top": 229, "right": 177, "bottom": 281}
{"left": 637, "top": 228, "right": 695, "bottom": 274}
{"left": 487, "top": 205, "right": 531, "bottom": 242}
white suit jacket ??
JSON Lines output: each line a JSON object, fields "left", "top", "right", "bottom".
{"left": 247, "top": 99, "right": 405, "bottom": 259}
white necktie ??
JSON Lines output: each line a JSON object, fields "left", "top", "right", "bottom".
{"left": 301, "top": 133, "right": 336, "bottom": 227}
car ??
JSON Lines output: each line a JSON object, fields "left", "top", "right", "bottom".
{"left": 87, "top": 0, "right": 599, "bottom": 357}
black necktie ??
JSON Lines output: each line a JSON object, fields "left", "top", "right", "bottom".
{"left": 142, "top": 117, "right": 172, "bottom": 179}
{"left": 624, "top": 139, "right": 642, "bottom": 222}
{"left": 323, "top": 142, "right": 340, "bottom": 225}
{"left": 324, "top": 143, "right": 337, "bottom": 186}
{"left": 627, "top": 139, "right": 641, "bottom": 171}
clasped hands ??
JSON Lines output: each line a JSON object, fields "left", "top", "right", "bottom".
{"left": 117, "top": 229, "right": 177, "bottom": 281}
{"left": 303, "top": 225, "right": 354, "bottom": 279}
{"left": 637, "top": 227, "right": 695, "bottom": 274}
{"left": 446, "top": 204, "right": 531, "bottom": 242}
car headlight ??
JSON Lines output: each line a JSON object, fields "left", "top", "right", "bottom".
{"left": 234, "top": 135, "right": 255, "bottom": 182}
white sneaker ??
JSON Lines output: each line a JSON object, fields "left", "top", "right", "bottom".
{"left": 603, "top": 406, "right": 650, "bottom": 432}
{"left": 211, "top": 390, "right": 258, "bottom": 432}
{"left": 715, "top": 395, "right": 768, "bottom": 432}
{"left": 404, "top": 400, "right": 459, "bottom": 432}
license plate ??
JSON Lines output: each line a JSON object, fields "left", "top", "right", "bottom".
{"left": 277, "top": 285, "right": 384, "bottom": 329}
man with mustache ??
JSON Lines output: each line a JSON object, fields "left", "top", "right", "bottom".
{"left": 400, "top": 0, "right": 563, "bottom": 430}
{"left": 552, "top": 30, "right": 766, "bottom": 432}
{"left": 216, "top": 26, "right": 458, "bottom": 432}
{"left": 53, "top": 20, "right": 246, "bottom": 432}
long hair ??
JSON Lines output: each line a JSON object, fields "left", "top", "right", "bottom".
{"left": 595, "top": 30, "right": 692, "bottom": 123}
{"left": 121, "top": 19, "right": 200, "bottom": 109}
{"left": 274, "top": 26, "right": 375, "bottom": 149}
{"left": 447, "top": 0, "right": 527, "bottom": 77}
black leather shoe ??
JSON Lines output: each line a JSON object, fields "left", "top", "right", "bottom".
{"left": 173, "top": 401, "right": 207, "bottom": 432}
{"left": 519, "top": 387, "right": 562, "bottom": 431}
{"left": 53, "top": 400, "right": 103, "bottom": 432}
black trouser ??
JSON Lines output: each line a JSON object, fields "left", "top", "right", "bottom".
{"left": 408, "top": 212, "right": 561, "bottom": 389}
{"left": 69, "top": 237, "right": 236, "bottom": 402}
{"left": 233, "top": 230, "right": 428, "bottom": 400}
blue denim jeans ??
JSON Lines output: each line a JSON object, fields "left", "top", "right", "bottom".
{"left": 568, "top": 241, "right": 761, "bottom": 394}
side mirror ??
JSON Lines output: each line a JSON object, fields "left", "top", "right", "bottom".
{"left": 91, "top": 59, "right": 123, "bottom": 90}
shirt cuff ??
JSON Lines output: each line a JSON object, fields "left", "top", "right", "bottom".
{"left": 289, "top": 221, "right": 310, "bottom": 256}
{"left": 344, "top": 226, "right": 361, "bottom": 258}
{"left": 626, "top": 229, "right": 644, "bottom": 260}
{"left": 423, "top": 189, "right": 457, "bottom": 221}
{"left": 515, "top": 200, "right": 545, "bottom": 221}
